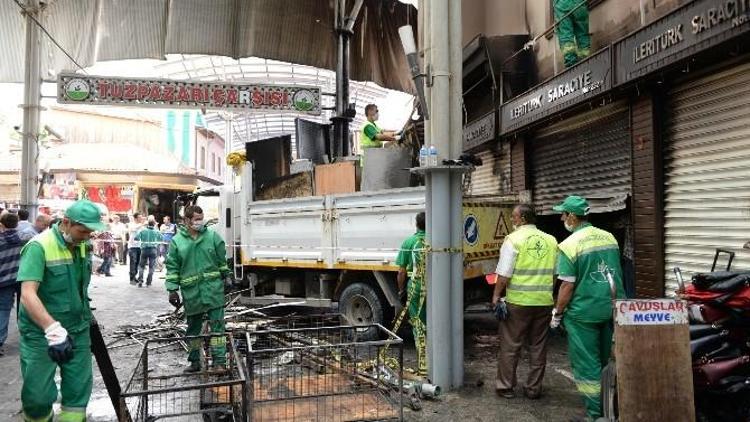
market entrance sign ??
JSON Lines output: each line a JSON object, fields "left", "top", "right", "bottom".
{"left": 615, "top": 0, "right": 750, "bottom": 84}
{"left": 499, "top": 47, "right": 611, "bottom": 135}
{"left": 57, "top": 73, "right": 322, "bottom": 115}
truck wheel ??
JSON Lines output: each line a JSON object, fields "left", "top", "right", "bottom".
{"left": 601, "top": 360, "right": 618, "bottom": 421}
{"left": 339, "top": 282, "right": 385, "bottom": 341}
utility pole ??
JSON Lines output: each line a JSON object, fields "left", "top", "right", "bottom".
{"left": 20, "top": 0, "right": 42, "bottom": 218}
{"left": 420, "top": 0, "right": 465, "bottom": 390}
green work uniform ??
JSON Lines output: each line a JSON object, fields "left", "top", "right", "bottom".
{"left": 165, "top": 225, "right": 230, "bottom": 366}
{"left": 395, "top": 230, "right": 427, "bottom": 376}
{"left": 16, "top": 224, "right": 93, "bottom": 422}
{"left": 554, "top": 0, "right": 590, "bottom": 67}
{"left": 135, "top": 226, "right": 163, "bottom": 249}
{"left": 557, "top": 223, "right": 625, "bottom": 419}
{"left": 360, "top": 121, "right": 383, "bottom": 149}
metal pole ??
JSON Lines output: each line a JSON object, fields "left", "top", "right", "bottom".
{"left": 331, "top": 0, "right": 353, "bottom": 159}
{"left": 448, "top": 0, "right": 464, "bottom": 389}
{"left": 21, "top": 0, "right": 42, "bottom": 218}
{"left": 224, "top": 114, "right": 233, "bottom": 185}
{"left": 425, "top": 0, "right": 452, "bottom": 390}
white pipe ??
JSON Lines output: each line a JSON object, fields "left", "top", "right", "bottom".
{"left": 21, "top": 0, "right": 41, "bottom": 218}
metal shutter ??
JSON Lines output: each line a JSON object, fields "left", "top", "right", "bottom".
{"left": 532, "top": 102, "right": 631, "bottom": 214}
{"left": 663, "top": 61, "right": 750, "bottom": 295}
{"left": 467, "top": 145, "right": 510, "bottom": 196}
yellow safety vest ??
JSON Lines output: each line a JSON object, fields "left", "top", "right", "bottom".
{"left": 360, "top": 121, "right": 383, "bottom": 149}
{"left": 506, "top": 225, "right": 557, "bottom": 306}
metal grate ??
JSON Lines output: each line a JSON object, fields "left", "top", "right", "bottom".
{"left": 244, "top": 324, "right": 404, "bottom": 422}
{"left": 120, "top": 334, "right": 248, "bottom": 421}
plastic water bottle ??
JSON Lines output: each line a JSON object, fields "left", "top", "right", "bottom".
{"left": 429, "top": 145, "right": 438, "bottom": 166}
{"left": 419, "top": 146, "right": 428, "bottom": 167}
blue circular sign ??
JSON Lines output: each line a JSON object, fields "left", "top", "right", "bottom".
{"left": 464, "top": 214, "right": 479, "bottom": 246}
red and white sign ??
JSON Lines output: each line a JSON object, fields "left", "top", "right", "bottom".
{"left": 615, "top": 299, "right": 689, "bottom": 326}
{"left": 58, "top": 73, "right": 321, "bottom": 115}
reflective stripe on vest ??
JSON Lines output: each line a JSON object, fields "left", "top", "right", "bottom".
{"left": 180, "top": 271, "right": 223, "bottom": 287}
{"left": 360, "top": 122, "right": 382, "bottom": 148}
{"left": 506, "top": 226, "right": 557, "bottom": 306}
{"left": 558, "top": 225, "right": 618, "bottom": 265}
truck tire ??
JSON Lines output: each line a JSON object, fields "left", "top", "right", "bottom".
{"left": 339, "top": 282, "right": 385, "bottom": 341}
{"left": 601, "top": 360, "right": 618, "bottom": 421}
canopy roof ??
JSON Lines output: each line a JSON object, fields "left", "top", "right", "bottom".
{"left": 1, "top": 0, "right": 418, "bottom": 93}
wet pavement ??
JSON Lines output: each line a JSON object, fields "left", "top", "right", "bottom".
{"left": 0, "top": 262, "right": 584, "bottom": 421}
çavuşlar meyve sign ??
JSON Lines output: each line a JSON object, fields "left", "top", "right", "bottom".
{"left": 57, "top": 73, "right": 322, "bottom": 115}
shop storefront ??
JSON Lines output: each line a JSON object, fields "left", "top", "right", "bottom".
{"left": 463, "top": 111, "right": 511, "bottom": 197}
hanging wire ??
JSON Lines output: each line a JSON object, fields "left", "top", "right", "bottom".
{"left": 12, "top": 0, "right": 89, "bottom": 73}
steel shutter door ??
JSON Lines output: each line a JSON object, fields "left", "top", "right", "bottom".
{"left": 663, "top": 61, "right": 750, "bottom": 295}
{"left": 467, "top": 146, "right": 511, "bottom": 196}
{"left": 532, "top": 102, "right": 631, "bottom": 214}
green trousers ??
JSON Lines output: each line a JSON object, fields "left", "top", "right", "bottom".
{"left": 186, "top": 306, "right": 226, "bottom": 366}
{"left": 554, "top": 0, "right": 590, "bottom": 67}
{"left": 407, "top": 277, "right": 427, "bottom": 377}
{"left": 565, "top": 317, "right": 613, "bottom": 419}
{"left": 20, "top": 329, "right": 92, "bottom": 422}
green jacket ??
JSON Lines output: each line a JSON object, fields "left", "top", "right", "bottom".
{"left": 135, "top": 226, "right": 163, "bottom": 250}
{"left": 165, "top": 226, "right": 230, "bottom": 316}
{"left": 16, "top": 224, "right": 92, "bottom": 336}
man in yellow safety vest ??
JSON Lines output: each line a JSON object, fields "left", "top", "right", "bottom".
{"left": 492, "top": 204, "right": 558, "bottom": 399}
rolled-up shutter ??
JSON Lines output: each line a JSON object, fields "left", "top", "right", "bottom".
{"left": 466, "top": 145, "right": 511, "bottom": 196}
{"left": 663, "top": 61, "right": 750, "bottom": 294}
{"left": 531, "top": 102, "right": 631, "bottom": 214}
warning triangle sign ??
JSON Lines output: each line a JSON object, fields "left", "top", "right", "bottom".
{"left": 494, "top": 211, "right": 511, "bottom": 240}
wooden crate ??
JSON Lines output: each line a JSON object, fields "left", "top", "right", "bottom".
{"left": 314, "top": 162, "right": 359, "bottom": 195}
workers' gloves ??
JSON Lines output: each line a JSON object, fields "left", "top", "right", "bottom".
{"left": 45, "top": 321, "right": 75, "bottom": 364}
{"left": 168, "top": 291, "right": 182, "bottom": 309}
{"left": 493, "top": 298, "right": 509, "bottom": 321}
{"left": 550, "top": 308, "right": 563, "bottom": 329}
{"left": 224, "top": 275, "right": 234, "bottom": 289}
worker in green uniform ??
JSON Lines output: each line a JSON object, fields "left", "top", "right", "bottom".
{"left": 361, "top": 103, "right": 400, "bottom": 150}
{"left": 165, "top": 205, "right": 232, "bottom": 372}
{"left": 550, "top": 196, "right": 625, "bottom": 421}
{"left": 17, "top": 200, "right": 107, "bottom": 422}
{"left": 554, "top": 0, "right": 590, "bottom": 67}
{"left": 396, "top": 212, "right": 427, "bottom": 377}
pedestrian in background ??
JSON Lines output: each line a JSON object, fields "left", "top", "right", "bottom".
{"left": 165, "top": 205, "right": 232, "bottom": 372}
{"left": 135, "top": 220, "right": 162, "bottom": 287}
{"left": 492, "top": 204, "right": 557, "bottom": 399}
{"left": 0, "top": 212, "right": 24, "bottom": 357}
{"left": 127, "top": 212, "right": 145, "bottom": 284}
{"left": 93, "top": 220, "right": 116, "bottom": 277}
{"left": 33, "top": 213, "right": 52, "bottom": 234}
{"left": 159, "top": 215, "right": 176, "bottom": 259}
{"left": 110, "top": 214, "right": 127, "bottom": 265}
{"left": 550, "top": 195, "right": 626, "bottom": 421}
{"left": 16, "top": 209, "right": 36, "bottom": 242}
{"left": 17, "top": 200, "right": 106, "bottom": 421}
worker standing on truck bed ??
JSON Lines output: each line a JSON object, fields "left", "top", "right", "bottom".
{"left": 165, "top": 205, "right": 233, "bottom": 372}
{"left": 360, "top": 104, "right": 400, "bottom": 150}
{"left": 550, "top": 195, "right": 625, "bottom": 420}
{"left": 396, "top": 212, "right": 427, "bottom": 377}
{"left": 492, "top": 204, "right": 557, "bottom": 400}
{"left": 16, "top": 200, "right": 106, "bottom": 422}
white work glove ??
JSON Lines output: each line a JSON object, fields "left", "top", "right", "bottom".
{"left": 550, "top": 308, "right": 563, "bottom": 329}
{"left": 44, "top": 321, "right": 69, "bottom": 346}
{"left": 394, "top": 135, "right": 402, "bottom": 142}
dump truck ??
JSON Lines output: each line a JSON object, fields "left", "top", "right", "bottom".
{"left": 192, "top": 161, "right": 514, "bottom": 336}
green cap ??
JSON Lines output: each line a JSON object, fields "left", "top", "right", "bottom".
{"left": 65, "top": 200, "right": 107, "bottom": 231}
{"left": 552, "top": 195, "right": 590, "bottom": 216}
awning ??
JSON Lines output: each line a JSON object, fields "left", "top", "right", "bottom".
{"left": 1, "top": 0, "right": 417, "bottom": 93}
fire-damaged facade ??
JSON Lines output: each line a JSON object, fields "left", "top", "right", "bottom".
{"left": 461, "top": 0, "right": 750, "bottom": 297}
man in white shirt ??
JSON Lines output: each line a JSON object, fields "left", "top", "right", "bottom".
{"left": 126, "top": 213, "right": 145, "bottom": 284}
{"left": 110, "top": 215, "right": 127, "bottom": 265}
{"left": 492, "top": 204, "right": 558, "bottom": 400}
